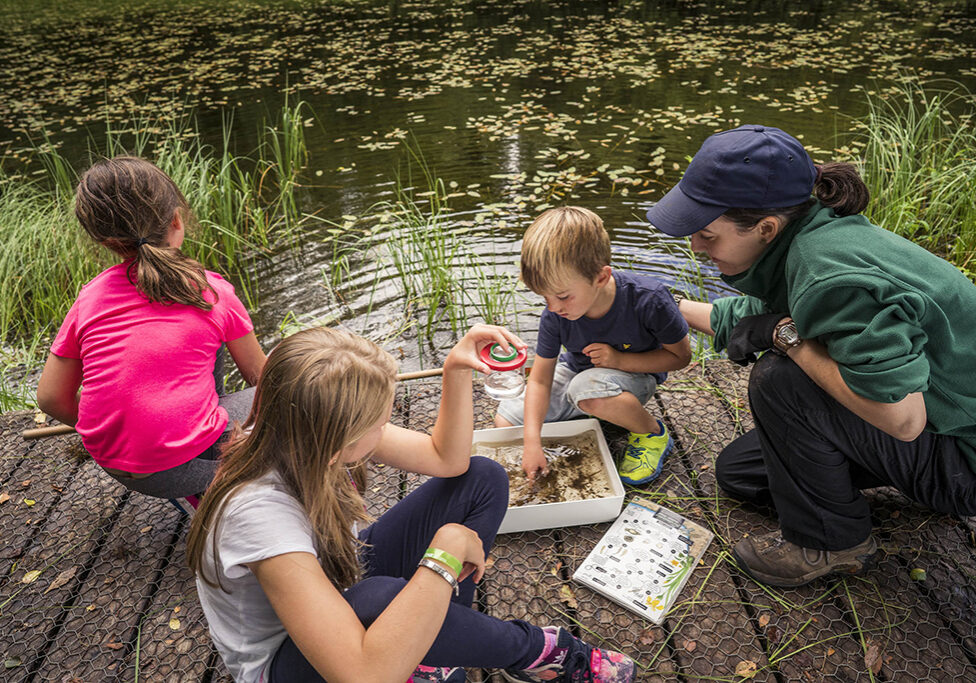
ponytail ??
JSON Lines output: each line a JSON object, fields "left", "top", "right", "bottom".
{"left": 75, "top": 157, "right": 216, "bottom": 311}
{"left": 129, "top": 239, "right": 216, "bottom": 311}
{"left": 813, "top": 162, "right": 870, "bottom": 216}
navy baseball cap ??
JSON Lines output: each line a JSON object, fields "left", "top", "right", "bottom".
{"left": 646, "top": 125, "right": 817, "bottom": 237}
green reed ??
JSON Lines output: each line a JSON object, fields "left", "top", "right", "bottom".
{"left": 857, "top": 78, "right": 976, "bottom": 279}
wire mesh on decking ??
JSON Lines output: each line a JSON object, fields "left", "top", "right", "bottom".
{"left": 1, "top": 362, "right": 974, "bottom": 681}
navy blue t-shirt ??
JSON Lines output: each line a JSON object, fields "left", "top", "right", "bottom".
{"left": 535, "top": 270, "right": 689, "bottom": 384}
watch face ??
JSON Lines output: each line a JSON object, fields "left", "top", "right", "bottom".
{"left": 778, "top": 323, "right": 800, "bottom": 345}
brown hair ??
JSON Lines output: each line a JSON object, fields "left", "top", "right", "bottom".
{"left": 187, "top": 327, "right": 398, "bottom": 592}
{"left": 74, "top": 156, "right": 216, "bottom": 310}
{"left": 723, "top": 162, "right": 870, "bottom": 229}
{"left": 520, "top": 206, "right": 612, "bottom": 294}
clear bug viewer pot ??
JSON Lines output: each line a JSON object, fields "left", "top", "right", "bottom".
{"left": 480, "top": 343, "right": 528, "bottom": 400}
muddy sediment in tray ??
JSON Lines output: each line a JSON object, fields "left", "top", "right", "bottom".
{"left": 472, "top": 430, "right": 613, "bottom": 507}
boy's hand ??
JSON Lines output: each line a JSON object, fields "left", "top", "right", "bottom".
{"left": 522, "top": 443, "right": 549, "bottom": 481}
{"left": 445, "top": 324, "right": 526, "bottom": 373}
{"left": 582, "top": 343, "right": 619, "bottom": 369}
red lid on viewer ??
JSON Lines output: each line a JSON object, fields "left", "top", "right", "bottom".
{"left": 479, "top": 343, "right": 527, "bottom": 371}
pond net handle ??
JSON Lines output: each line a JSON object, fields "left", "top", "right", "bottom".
{"left": 22, "top": 368, "right": 448, "bottom": 441}
{"left": 21, "top": 364, "right": 535, "bottom": 440}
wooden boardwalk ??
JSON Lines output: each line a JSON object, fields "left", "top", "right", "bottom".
{"left": 2, "top": 361, "right": 975, "bottom": 682}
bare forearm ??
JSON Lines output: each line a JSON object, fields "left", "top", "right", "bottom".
{"left": 611, "top": 348, "right": 689, "bottom": 373}
{"left": 679, "top": 300, "right": 714, "bottom": 336}
{"left": 37, "top": 396, "right": 79, "bottom": 427}
{"left": 787, "top": 340, "right": 926, "bottom": 441}
{"left": 430, "top": 362, "right": 474, "bottom": 472}
{"left": 522, "top": 379, "right": 551, "bottom": 446}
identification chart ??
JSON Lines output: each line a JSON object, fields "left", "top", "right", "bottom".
{"left": 572, "top": 498, "right": 713, "bottom": 624}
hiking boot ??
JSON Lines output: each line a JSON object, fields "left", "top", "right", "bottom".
{"left": 617, "top": 421, "right": 673, "bottom": 486}
{"left": 733, "top": 530, "right": 878, "bottom": 588}
{"left": 409, "top": 665, "right": 465, "bottom": 682}
{"left": 501, "top": 626, "right": 635, "bottom": 682}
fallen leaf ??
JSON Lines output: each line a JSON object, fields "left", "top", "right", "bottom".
{"left": 33, "top": 411, "right": 47, "bottom": 424}
{"left": 0, "top": 492, "right": 9, "bottom": 504}
{"left": 169, "top": 617, "right": 181, "bottom": 631}
{"left": 4, "top": 657, "right": 22, "bottom": 669}
{"left": 559, "top": 584, "right": 577, "bottom": 609}
{"left": 103, "top": 641, "right": 124, "bottom": 650}
{"left": 21, "top": 569, "right": 42, "bottom": 584}
{"left": 20, "top": 479, "right": 31, "bottom": 487}
{"left": 44, "top": 566, "right": 78, "bottom": 594}
{"left": 735, "top": 659, "right": 757, "bottom": 678}
{"left": 758, "top": 613, "right": 770, "bottom": 628}
{"left": 864, "top": 639, "right": 883, "bottom": 674}
{"left": 827, "top": 648, "right": 835, "bottom": 656}
{"left": 173, "top": 606, "right": 181, "bottom": 614}
{"left": 23, "top": 499, "right": 36, "bottom": 507}
{"left": 638, "top": 628, "right": 660, "bottom": 646}
{"left": 683, "top": 640, "right": 697, "bottom": 652}
{"left": 140, "top": 526, "right": 153, "bottom": 533}
{"left": 909, "top": 568, "right": 926, "bottom": 581}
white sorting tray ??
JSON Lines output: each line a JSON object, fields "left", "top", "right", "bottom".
{"left": 472, "top": 418, "right": 625, "bottom": 534}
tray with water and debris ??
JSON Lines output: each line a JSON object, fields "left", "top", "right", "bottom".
{"left": 471, "top": 418, "right": 625, "bottom": 533}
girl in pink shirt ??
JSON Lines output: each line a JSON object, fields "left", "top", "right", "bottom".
{"left": 37, "top": 156, "right": 267, "bottom": 502}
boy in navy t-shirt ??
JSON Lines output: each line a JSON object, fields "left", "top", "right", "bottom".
{"left": 496, "top": 207, "right": 691, "bottom": 485}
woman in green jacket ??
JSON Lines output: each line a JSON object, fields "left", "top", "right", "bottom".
{"left": 646, "top": 124, "right": 976, "bottom": 588}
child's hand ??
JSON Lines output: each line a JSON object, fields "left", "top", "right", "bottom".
{"left": 582, "top": 342, "right": 619, "bottom": 369}
{"left": 522, "top": 443, "right": 549, "bottom": 481}
{"left": 444, "top": 324, "right": 526, "bottom": 374}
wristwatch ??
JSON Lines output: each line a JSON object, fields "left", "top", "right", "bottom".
{"left": 772, "top": 317, "right": 802, "bottom": 353}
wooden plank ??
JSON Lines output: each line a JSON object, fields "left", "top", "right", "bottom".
{"left": 33, "top": 495, "right": 183, "bottom": 679}
{"left": 483, "top": 530, "right": 565, "bottom": 625}
{"left": 0, "top": 460, "right": 125, "bottom": 681}
{"left": 657, "top": 367, "right": 775, "bottom": 681}
{"left": 0, "top": 433, "right": 89, "bottom": 579}
{"left": 118, "top": 529, "right": 213, "bottom": 682}
{"left": 0, "top": 412, "right": 35, "bottom": 484}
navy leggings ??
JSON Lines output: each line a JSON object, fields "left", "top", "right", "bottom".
{"left": 268, "top": 457, "right": 546, "bottom": 682}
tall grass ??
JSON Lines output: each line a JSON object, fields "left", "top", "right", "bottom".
{"left": 0, "top": 101, "right": 311, "bottom": 408}
{"left": 858, "top": 78, "right": 976, "bottom": 279}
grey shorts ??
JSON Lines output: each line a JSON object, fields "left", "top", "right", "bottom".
{"left": 496, "top": 362, "right": 658, "bottom": 426}
{"left": 104, "top": 386, "right": 256, "bottom": 499}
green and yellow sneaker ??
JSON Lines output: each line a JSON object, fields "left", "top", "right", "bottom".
{"left": 617, "top": 421, "right": 673, "bottom": 485}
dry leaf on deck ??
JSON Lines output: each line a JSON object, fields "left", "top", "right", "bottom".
{"left": 683, "top": 640, "right": 697, "bottom": 652}
{"left": 21, "top": 570, "right": 42, "bottom": 585}
{"left": 559, "top": 584, "right": 578, "bottom": 609}
{"left": 735, "top": 660, "right": 757, "bottom": 678}
{"left": 169, "top": 617, "right": 182, "bottom": 631}
{"left": 758, "top": 613, "right": 770, "bottom": 628}
{"left": 44, "top": 566, "right": 78, "bottom": 594}
{"left": 864, "top": 639, "right": 883, "bottom": 674}
{"left": 0, "top": 492, "right": 9, "bottom": 505}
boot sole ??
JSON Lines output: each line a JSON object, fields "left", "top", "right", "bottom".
{"left": 732, "top": 543, "right": 879, "bottom": 589}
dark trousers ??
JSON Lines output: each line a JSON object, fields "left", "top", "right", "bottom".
{"left": 716, "top": 353, "right": 976, "bottom": 551}
{"left": 268, "top": 457, "right": 545, "bottom": 682}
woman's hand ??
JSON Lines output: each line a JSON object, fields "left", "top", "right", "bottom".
{"left": 429, "top": 523, "right": 487, "bottom": 583}
{"left": 443, "top": 324, "right": 526, "bottom": 374}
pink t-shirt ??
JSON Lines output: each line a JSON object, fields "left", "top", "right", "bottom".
{"left": 51, "top": 262, "right": 253, "bottom": 473}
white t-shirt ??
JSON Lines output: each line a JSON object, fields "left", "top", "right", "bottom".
{"left": 196, "top": 471, "right": 318, "bottom": 683}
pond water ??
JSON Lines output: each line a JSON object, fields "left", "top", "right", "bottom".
{"left": 3, "top": 0, "right": 975, "bottom": 369}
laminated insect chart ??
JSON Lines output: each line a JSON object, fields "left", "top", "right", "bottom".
{"left": 572, "top": 498, "right": 713, "bottom": 624}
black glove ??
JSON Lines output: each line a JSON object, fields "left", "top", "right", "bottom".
{"left": 726, "top": 313, "right": 785, "bottom": 366}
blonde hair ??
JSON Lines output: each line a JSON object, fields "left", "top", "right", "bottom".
{"left": 520, "top": 206, "right": 611, "bottom": 294}
{"left": 74, "top": 156, "right": 216, "bottom": 310}
{"left": 187, "top": 327, "right": 398, "bottom": 592}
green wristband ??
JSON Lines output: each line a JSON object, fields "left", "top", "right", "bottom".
{"left": 424, "top": 547, "right": 463, "bottom": 577}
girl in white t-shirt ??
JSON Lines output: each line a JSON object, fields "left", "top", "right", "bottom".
{"left": 186, "top": 325, "right": 636, "bottom": 683}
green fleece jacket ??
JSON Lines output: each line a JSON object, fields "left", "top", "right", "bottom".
{"left": 710, "top": 203, "right": 976, "bottom": 471}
